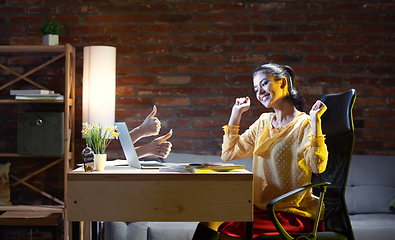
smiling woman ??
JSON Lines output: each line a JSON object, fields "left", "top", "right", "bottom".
{"left": 192, "top": 63, "right": 328, "bottom": 240}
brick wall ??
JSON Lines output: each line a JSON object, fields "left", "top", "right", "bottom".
{"left": 1, "top": 0, "right": 395, "bottom": 166}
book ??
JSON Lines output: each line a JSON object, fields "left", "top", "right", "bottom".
{"left": 15, "top": 95, "right": 64, "bottom": 101}
{"left": 185, "top": 163, "right": 245, "bottom": 173}
{"left": 10, "top": 89, "right": 54, "bottom": 95}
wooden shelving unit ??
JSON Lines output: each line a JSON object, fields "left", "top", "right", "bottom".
{"left": 0, "top": 44, "right": 75, "bottom": 240}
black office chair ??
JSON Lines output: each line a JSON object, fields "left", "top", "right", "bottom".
{"left": 257, "top": 89, "right": 357, "bottom": 240}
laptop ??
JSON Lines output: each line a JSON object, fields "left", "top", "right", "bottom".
{"left": 115, "top": 122, "right": 167, "bottom": 169}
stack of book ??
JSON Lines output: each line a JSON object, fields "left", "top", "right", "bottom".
{"left": 10, "top": 89, "right": 64, "bottom": 101}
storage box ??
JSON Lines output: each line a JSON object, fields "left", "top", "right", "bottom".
{"left": 17, "top": 112, "right": 64, "bottom": 156}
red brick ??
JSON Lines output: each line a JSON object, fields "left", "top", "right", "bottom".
{"left": 194, "top": 55, "right": 227, "bottom": 64}
{"left": 232, "top": 75, "right": 252, "bottom": 85}
{"left": 0, "top": 6, "right": 24, "bottom": 14}
{"left": 103, "top": 25, "right": 137, "bottom": 33}
{"left": 175, "top": 3, "right": 210, "bottom": 11}
{"left": 345, "top": 77, "right": 379, "bottom": 86}
{"left": 212, "top": 2, "right": 246, "bottom": 11}
{"left": 270, "top": 34, "right": 304, "bottom": 43}
{"left": 138, "top": 88, "right": 173, "bottom": 96}
{"left": 66, "top": 26, "right": 100, "bottom": 34}
{"left": 137, "top": 108, "right": 173, "bottom": 118}
{"left": 233, "top": 34, "right": 267, "bottom": 43}
{"left": 120, "top": 14, "right": 155, "bottom": 22}
{"left": 174, "top": 129, "right": 211, "bottom": 139}
{"left": 137, "top": 45, "right": 171, "bottom": 53}
{"left": 194, "top": 35, "right": 229, "bottom": 43}
{"left": 214, "top": 24, "right": 250, "bottom": 32}
{"left": 293, "top": 65, "right": 328, "bottom": 74}
{"left": 366, "top": 25, "right": 395, "bottom": 34}
{"left": 271, "top": 13, "right": 303, "bottom": 22}
{"left": 291, "top": 3, "right": 322, "bottom": 11}
{"left": 383, "top": 14, "right": 395, "bottom": 22}
{"left": 232, "top": 13, "right": 266, "bottom": 22}
{"left": 214, "top": 86, "right": 250, "bottom": 96}
{"left": 118, "top": 55, "right": 153, "bottom": 64}
{"left": 293, "top": 24, "right": 326, "bottom": 32}
{"left": 216, "top": 65, "right": 252, "bottom": 73}
{"left": 138, "top": 4, "right": 172, "bottom": 12}
{"left": 346, "top": 35, "right": 381, "bottom": 43}
{"left": 194, "top": 13, "right": 228, "bottom": 22}
{"left": 306, "top": 55, "right": 339, "bottom": 63}
{"left": 331, "top": 65, "right": 363, "bottom": 74}
{"left": 307, "top": 34, "right": 342, "bottom": 43}
{"left": 155, "top": 97, "right": 190, "bottom": 106}
{"left": 365, "top": 108, "right": 395, "bottom": 118}
{"left": 366, "top": 45, "right": 395, "bottom": 53}
{"left": 193, "top": 119, "right": 225, "bottom": 128}
{"left": 9, "top": 37, "right": 41, "bottom": 45}
{"left": 171, "top": 140, "right": 194, "bottom": 150}
{"left": 116, "top": 66, "right": 137, "bottom": 75}
{"left": 163, "top": 119, "right": 190, "bottom": 129}
{"left": 326, "top": 4, "right": 360, "bottom": 11}
{"left": 384, "top": 141, "right": 395, "bottom": 150}
{"left": 177, "top": 45, "right": 210, "bottom": 53}
{"left": 176, "top": 108, "right": 212, "bottom": 118}
{"left": 307, "top": 14, "right": 342, "bottom": 22}
{"left": 387, "top": 98, "right": 395, "bottom": 107}
{"left": 140, "top": 66, "right": 175, "bottom": 74}
{"left": 231, "top": 55, "right": 266, "bottom": 63}
{"left": 157, "top": 35, "right": 192, "bottom": 43}
{"left": 117, "top": 97, "right": 152, "bottom": 106}
{"left": 368, "top": 87, "right": 395, "bottom": 96}
{"left": 327, "top": 45, "right": 362, "bottom": 53}
{"left": 120, "top": 35, "right": 154, "bottom": 43}
{"left": 362, "top": 3, "right": 395, "bottom": 11}
{"left": 252, "top": 3, "right": 285, "bottom": 11}
{"left": 355, "top": 97, "right": 384, "bottom": 107}
{"left": 364, "top": 130, "right": 395, "bottom": 139}
{"left": 9, "top": 16, "right": 42, "bottom": 25}
{"left": 354, "top": 140, "right": 381, "bottom": 150}
{"left": 83, "top": 35, "right": 117, "bottom": 44}
{"left": 367, "top": 66, "right": 395, "bottom": 75}
{"left": 331, "top": 24, "right": 364, "bottom": 33}
{"left": 116, "top": 87, "right": 135, "bottom": 96}
{"left": 0, "top": 26, "right": 25, "bottom": 35}
{"left": 140, "top": 24, "right": 174, "bottom": 33}
{"left": 385, "top": 119, "right": 395, "bottom": 128}
{"left": 158, "top": 14, "right": 191, "bottom": 22}
{"left": 290, "top": 45, "right": 325, "bottom": 53}
{"left": 383, "top": 78, "right": 395, "bottom": 85}
{"left": 156, "top": 55, "right": 190, "bottom": 64}
{"left": 178, "top": 65, "right": 213, "bottom": 73}
{"left": 118, "top": 76, "right": 153, "bottom": 85}
{"left": 157, "top": 76, "right": 191, "bottom": 85}
{"left": 177, "top": 24, "right": 211, "bottom": 33}
{"left": 65, "top": 5, "right": 97, "bottom": 13}
{"left": 194, "top": 76, "right": 227, "bottom": 84}
{"left": 84, "top": 15, "right": 117, "bottom": 24}
{"left": 343, "top": 55, "right": 377, "bottom": 64}
{"left": 308, "top": 76, "right": 342, "bottom": 85}
{"left": 176, "top": 87, "right": 211, "bottom": 96}
{"left": 114, "top": 45, "right": 136, "bottom": 54}
{"left": 215, "top": 45, "right": 248, "bottom": 53}
{"left": 192, "top": 97, "right": 228, "bottom": 106}
{"left": 379, "top": 55, "right": 395, "bottom": 63}
{"left": 346, "top": 13, "right": 379, "bottom": 22}
{"left": 253, "top": 44, "right": 285, "bottom": 52}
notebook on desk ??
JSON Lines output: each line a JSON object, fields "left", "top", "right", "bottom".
{"left": 115, "top": 122, "right": 167, "bottom": 169}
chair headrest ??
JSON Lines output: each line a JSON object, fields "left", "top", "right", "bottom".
{"left": 319, "top": 89, "right": 356, "bottom": 137}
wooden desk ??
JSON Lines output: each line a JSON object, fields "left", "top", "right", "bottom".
{"left": 67, "top": 165, "right": 253, "bottom": 239}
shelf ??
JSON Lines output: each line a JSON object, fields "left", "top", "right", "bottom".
{"left": 0, "top": 99, "right": 64, "bottom": 104}
{"left": 0, "top": 45, "right": 67, "bottom": 53}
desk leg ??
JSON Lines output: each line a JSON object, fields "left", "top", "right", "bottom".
{"left": 245, "top": 221, "right": 253, "bottom": 240}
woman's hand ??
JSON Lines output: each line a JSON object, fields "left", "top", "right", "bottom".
{"left": 136, "top": 130, "right": 173, "bottom": 159}
{"left": 309, "top": 100, "right": 327, "bottom": 136}
{"left": 228, "top": 97, "right": 250, "bottom": 126}
{"left": 130, "top": 105, "right": 161, "bottom": 143}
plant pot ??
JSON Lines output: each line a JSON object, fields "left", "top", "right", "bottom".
{"left": 43, "top": 34, "right": 59, "bottom": 46}
{"left": 94, "top": 153, "right": 107, "bottom": 171}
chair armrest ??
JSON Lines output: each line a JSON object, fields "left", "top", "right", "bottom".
{"left": 266, "top": 182, "right": 331, "bottom": 240}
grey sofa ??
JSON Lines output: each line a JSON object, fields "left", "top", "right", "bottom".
{"left": 104, "top": 154, "right": 395, "bottom": 240}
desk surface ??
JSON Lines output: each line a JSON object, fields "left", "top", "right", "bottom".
{"left": 67, "top": 165, "right": 253, "bottom": 222}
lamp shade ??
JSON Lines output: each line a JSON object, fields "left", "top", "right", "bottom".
{"left": 83, "top": 46, "right": 116, "bottom": 128}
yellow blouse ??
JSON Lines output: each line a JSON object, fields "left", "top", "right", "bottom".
{"left": 222, "top": 112, "right": 328, "bottom": 219}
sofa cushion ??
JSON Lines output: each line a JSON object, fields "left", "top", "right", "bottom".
{"left": 346, "top": 155, "right": 395, "bottom": 215}
{"left": 349, "top": 214, "right": 395, "bottom": 240}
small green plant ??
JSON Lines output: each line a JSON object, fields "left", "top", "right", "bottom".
{"left": 40, "top": 18, "right": 64, "bottom": 35}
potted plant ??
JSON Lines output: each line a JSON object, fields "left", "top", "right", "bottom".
{"left": 40, "top": 18, "right": 64, "bottom": 45}
{"left": 81, "top": 122, "right": 119, "bottom": 171}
